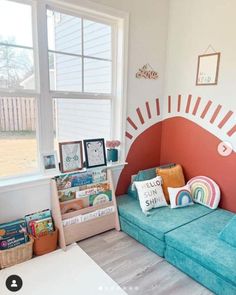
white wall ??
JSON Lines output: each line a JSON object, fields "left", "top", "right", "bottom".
{"left": 163, "top": 0, "right": 236, "bottom": 149}
{"left": 0, "top": 0, "right": 169, "bottom": 221}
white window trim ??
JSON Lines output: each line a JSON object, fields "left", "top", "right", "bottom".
{"left": 0, "top": 0, "right": 129, "bottom": 188}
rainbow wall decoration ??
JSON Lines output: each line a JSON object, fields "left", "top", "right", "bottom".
{"left": 187, "top": 176, "right": 221, "bottom": 209}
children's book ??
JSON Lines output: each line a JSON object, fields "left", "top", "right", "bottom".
{"left": 0, "top": 233, "right": 27, "bottom": 250}
{"left": 89, "top": 190, "right": 112, "bottom": 206}
{"left": 76, "top": 182, "right": 110, "bottom": 199}
{"left": 91, "top": 169, "right": 107, "bottom": 183}
{"left": 0, "top": 219, "right": 27, "bottom": 238}
{"left": 25, "top": 209, "right": 51, "bottom": 235}
{"left": 55, "top": 172, "right": 93, "bottom": 190}
{"left": 30, "top": 217, "right": 54, "bottom": 238}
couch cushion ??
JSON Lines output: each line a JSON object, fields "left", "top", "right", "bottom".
{"left": 117, "top": 194, "right": 213, "bottom": 241}
{"left": 218, "top": 215, "right": 236, "bottom": 248}
{"left": 128, "top": 163, "right": 176, "bottom": 200}
{"left": 157, "top": 164, "right": 185, "bottom": 203}
{"left": 165, "top": 209, "right": 236, "bottom": 286}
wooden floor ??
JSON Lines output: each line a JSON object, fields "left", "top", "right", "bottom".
{"left": 79, "top": 230, "right": 213, "bottom": 295}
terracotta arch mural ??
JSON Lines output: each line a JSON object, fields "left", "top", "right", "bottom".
{"left": 117, "top": 94, "right": 236, "bottom": 213}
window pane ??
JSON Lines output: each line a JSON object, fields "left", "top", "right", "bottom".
{"left": 0, "top": 97, "right": 38, "bottom": 178}
{"left": 0, "top": 45, "right": 35, "bottom": 90}
{"left": 0, "top": 0, "right": 33, "bottom": 47}
{"left": 84, "top": 58, "right": 111, "bottom": 93}
{"left": 49, "top": 52, "right": 82, "bottom": 91}
{"left": 83, "top": 20, "right": 111, "bottom": 60}
{"left": 54, "top": 98, "right": 111, "bottom": 144}
{"left": 47, "top": 10, "right": 82, "bottom": 55}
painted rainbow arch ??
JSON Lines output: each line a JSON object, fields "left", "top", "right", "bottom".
{"left": 187, "top": 176, "right": 220, "bottom": 209}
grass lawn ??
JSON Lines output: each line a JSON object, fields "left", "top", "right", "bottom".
{"left": 0, "top": 131, "right": 38, "bottom": 177}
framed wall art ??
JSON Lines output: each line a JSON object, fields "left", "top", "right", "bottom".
{"left": 83, "top": 138, "right": 107, "bottom": 169}
{"left": 196, "top": 52, "right": 221, "bottom": 86}
{"left": 41, "top": 152, "right": 59, "bottom": 174}
{"left": 59, "top": 141, "right": 83, "bottom": 173}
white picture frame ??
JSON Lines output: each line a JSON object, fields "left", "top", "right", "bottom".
{"left": 41, "top": 152, "right": 59, "bottom": 174}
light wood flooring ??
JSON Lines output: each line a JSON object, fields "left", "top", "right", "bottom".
{"left": 78, "top": 230, "right": 213, "bottom": 295}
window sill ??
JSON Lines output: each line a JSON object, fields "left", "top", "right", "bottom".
{"left": 0, "top": 162, "right": 127, "bottom": 193}
{"left": 0, "top": 174, "right": 55, "bottom": 193}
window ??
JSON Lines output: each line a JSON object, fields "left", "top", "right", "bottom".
{"left": 47, "top": 8, "right": 115, "bottom": 153}
{"left": 0, "top": 0, "right": 38, "bottom": 178}
{"left": 0, "top": 0, "right": 35, "bottom": 90}
{"left": 0, "top": 0, "right": 126, "bottom": 181}
{"left": 47, "top": 10, "right": 112, "bottom": 94}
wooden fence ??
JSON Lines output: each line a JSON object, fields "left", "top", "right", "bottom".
{"left": 0, "top": 97, "right": 36, "bottom": 132}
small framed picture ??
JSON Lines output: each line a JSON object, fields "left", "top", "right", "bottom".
{"left": 59, "top": 141, "right": 83, "bottom": 173}
{"left": 83, "top": 138, "right": 107, "bottom": 169}
{"left": 41, "top": 152, "right": 59, "bottom": 173}
{"left": 196, "top": 52, "right": 221, "bottom": 86}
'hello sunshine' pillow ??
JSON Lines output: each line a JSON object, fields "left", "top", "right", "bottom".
{"left": 134, "top": 175, "right": 167, "bottom": 214}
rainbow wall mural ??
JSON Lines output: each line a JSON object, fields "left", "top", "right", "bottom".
{"left": 116, "top": 94, "right": 236, "bottom": 213}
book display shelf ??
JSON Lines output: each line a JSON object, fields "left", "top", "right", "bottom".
{"left": 51, "top": 166, "right": 121, "bottom": 250}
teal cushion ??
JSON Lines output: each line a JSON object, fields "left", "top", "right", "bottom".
{"left": 219, "top": 216, "right": 236, "bottom": 248}
{"left": 128, "top": 163, "right": 176, "bottom": 199}
{"left": 165, "top": 246, "right": 236, "bottom": 295}
{"left": 119, "top": 216, "right": 166, "bottom": 257}
{"left": 117, "top": 194, "right": 212, "bottom": 241}
{"left": 165, "top": 209, "right": 236, "bottom": 287}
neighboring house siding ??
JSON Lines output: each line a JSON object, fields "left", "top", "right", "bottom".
{"left": 55, "top": 99, "right": 111, "bottom": 141}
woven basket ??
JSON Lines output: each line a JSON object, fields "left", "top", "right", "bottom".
{"left": 0, "top": 236, "right": 34, "bottom": 269}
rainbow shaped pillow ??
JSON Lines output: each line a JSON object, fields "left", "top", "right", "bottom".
{"left": 168, "top": 184, "right": 194, "bottom": 209}
{"left": 187, "top": 176, "right": 221, "bottom": 209}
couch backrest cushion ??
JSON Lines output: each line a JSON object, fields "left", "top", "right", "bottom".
{"left": 218, "top": 215, "right": 236, "bottom": 248}
{"left": 128, "top": 163, "right": 175, "bottom": 199}
{"left": 156, "top": 164, "right": 185, "bottom": 203}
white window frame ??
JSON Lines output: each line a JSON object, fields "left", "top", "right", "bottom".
{"left": 0, "top": 0, "right": 129, "bottom": 184}
{"left": 0, "top": 0, "right": 41, "bottom": 180}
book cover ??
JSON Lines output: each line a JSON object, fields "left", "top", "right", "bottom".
{"left": 0, "top": 233, "right": 28, "bottom": 250}
{"left": 25, "top": 209, "right": 51, "bottom": 235}
{"left": 31, "top": 217, "right": 54, "bottom": 238}
{"left": 92, "top": 169, "right": 107, "bottom": 183}
{"left": 0, "top": 219, "right": 27, "bottom": 239}
{"left": 89, "top": 190, "right": 112, "bottom": 206}
{"left": 76, "top": 182, "right": 110, "bottom": 199}
{"left": 55, "top": 172, "right": 93, "bottom": 190}
{"left": 58, "top": 189, "right": 76, "bottom": 202}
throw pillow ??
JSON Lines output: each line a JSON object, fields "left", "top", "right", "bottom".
{"left": 187, "top": 176, "right": 220, "bottom": 209}
{"left": 218, "top": 216, "right": 236, "bottom": 248}
{"left": 156, "top": 164, "right": 185, "bottom": 204}
{"left": 134, "top": 175, "right": 167, "bottom": 214}
{"left": 168, "top": 184, "right": 194, "bottom": 209}
{"left": 128, "top": 163, "right": 176, "bottom": 200}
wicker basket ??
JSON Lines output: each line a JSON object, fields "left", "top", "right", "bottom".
{"left": 0, "top": 236, "right": 34, "bottom": 269}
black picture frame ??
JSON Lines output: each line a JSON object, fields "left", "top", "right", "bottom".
{"left": 83, "top": 138, "right": 107, "bottom": 169}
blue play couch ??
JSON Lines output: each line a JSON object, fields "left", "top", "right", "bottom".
{"left": 117, "top": 169, "right": 236, "bottom": 295}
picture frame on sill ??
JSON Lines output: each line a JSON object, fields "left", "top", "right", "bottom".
{"left": 83, "top": 138, "right": 107, "bottom": 169}
{"left": 196, "top": 52, "right": 221, "bottom": 86}
{"left": 41, "top": 152, "right": 59, "bottom": 174}
{"left": 59, "top": 141, "right": 83, "bottom": 173}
